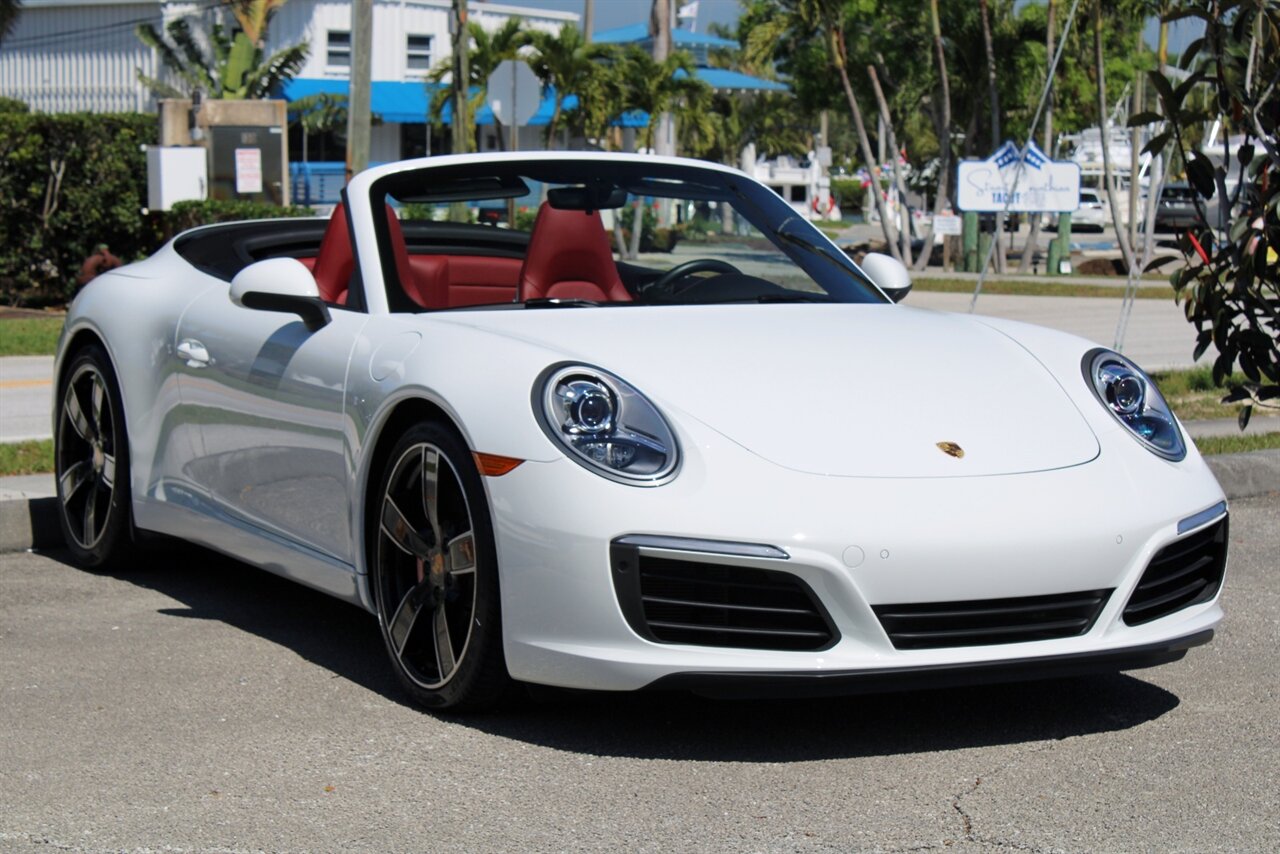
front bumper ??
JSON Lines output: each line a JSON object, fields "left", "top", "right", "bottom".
{"left": 485, "top": 415, "right": 1227, "bottom": 693}
{"left": 648, "top": 629, "right": 1214, "bottom": 698}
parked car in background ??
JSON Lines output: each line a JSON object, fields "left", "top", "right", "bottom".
{"left": 1047, "top": 189, "right": 1108, "bottom": 232}
{"left": 1155, "top": 182, "right": 1203, "bottom": 232}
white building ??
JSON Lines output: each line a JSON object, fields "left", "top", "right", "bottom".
{"left": 1, "top": 0, "right": 575, "bottom": 125}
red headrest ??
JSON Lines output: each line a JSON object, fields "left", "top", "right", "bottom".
{"left": 517, "top": 204, "right": 631, "bottom": 302}
{"left": 384, "top": 208, "right": 421, "bottom": 307}
{"left": 310, "top": 203, "right": 353, "bottom": 305}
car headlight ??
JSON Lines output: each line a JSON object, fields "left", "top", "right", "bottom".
{"left": 535, "top": 364, "right": 679, "bottom": 485}
{"left": 1083, "top": 349, "right": 1185, "bottom": 461}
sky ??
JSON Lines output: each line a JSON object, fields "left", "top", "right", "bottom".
{"left": 514, "top": 0, "right": 1203, "bottom": 55}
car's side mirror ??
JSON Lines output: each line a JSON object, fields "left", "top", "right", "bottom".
{"left": 859, "top": 252, "right": 913, "bottom": 303}
{"left": 230, "top": 257, "right": 331, "bottom": 331}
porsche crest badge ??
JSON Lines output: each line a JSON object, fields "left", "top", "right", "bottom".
{"left": 937, "top": 442, "right": 965, "bottom": 459}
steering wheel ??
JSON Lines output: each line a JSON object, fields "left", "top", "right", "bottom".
{"left": 645, "top": 259, "right": 742, "bottom": 299}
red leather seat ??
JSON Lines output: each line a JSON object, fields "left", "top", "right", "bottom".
{"left": 517, "top": 204, "right": 631, "bottom": 302}
{"left": 311, "top": 203, "right": 420, "bottom": 309}
{"left": 310, "top": 203, "right": 354, "bottom": 305}
{"left": 384, "top": 210, "right": 422, "bottom": 309}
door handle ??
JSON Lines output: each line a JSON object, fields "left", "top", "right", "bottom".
{"left": 176, "top": 339, "right": 211, "bottom": 368}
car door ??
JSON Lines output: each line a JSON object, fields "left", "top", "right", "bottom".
{"left": 174, "top": 286, "right": 367, "bottom": 563}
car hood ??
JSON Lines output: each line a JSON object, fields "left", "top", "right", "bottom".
{"left": 438, "top": 304, "right": 1100, "bottom": 478}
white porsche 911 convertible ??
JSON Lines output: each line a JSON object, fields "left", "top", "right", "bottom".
{"left": 53, "top": 153, "right": 1228, "bottom": 710}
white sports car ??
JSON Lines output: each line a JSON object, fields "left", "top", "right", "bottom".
{"left": 53, "top": 153, "right": 1228, "bottom": 710}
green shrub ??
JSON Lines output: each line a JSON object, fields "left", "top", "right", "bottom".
{"left": 513, "top": 206, "right": 538, "bottom": 232}
{"left": 831, "top": 178, "right": 864, "bottom": 211}
{"left": 163, "top": 199, "right": 314, "bottom": 235}
{"left": 0, "top": 112, "right": 157, "bottom": 307}
{"left": 0, "top": 113, "right": 314, "bottom": 308}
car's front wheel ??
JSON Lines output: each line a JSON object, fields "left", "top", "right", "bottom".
{"left": 55, "top": 344, "right": 132, "bottom": 568}
{"left": 370, "top": 422, "right": 512, "bottom": 711}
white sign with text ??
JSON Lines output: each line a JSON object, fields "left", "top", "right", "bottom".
{"left": 234, "top": 148, "right": 263, "bottom": 195}
{"left": 932, "top": 214, "right": 963, "bottom": 235}
{"left": 957, "top": 141, "right": 1080, "bottom": 213}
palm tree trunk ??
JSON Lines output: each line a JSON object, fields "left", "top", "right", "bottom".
{"left": 830, "top": 30, "right": 902, "bottom": 262}
{"left": 979, "top": 0, "right": 1006, "bottom": 273}
{"left": 867, "top": 65, "right": 913, "bottom": 266}
{"left": 628, "top": 124, "right": 653, "bottom": 259}
{"left": 1018, "top": 0, "right": 1054, "bottom": 273}
{"left": 913, "top": 0, "right": 952, "bottom": 271}
{"left": 1093, "top": 0, "right": 1137, "bottom": 273}
{"left": 547, "top": 96, "right": 563, "bottom": 151}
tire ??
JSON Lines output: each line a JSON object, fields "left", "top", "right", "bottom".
{"left": 54, "top": 344, "right": 133, "bottom": 568}
{"left": 370, "top": 421, "right": 512, "bottom": 711}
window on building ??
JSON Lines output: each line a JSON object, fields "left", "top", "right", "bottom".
{"left": 406, "top": 35, "right": 433, "bottom": 73}
{"left": 327, "top": 31, "right": 351, "bottom": 68}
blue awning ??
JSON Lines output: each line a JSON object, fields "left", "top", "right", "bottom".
{"left": 525, "top": 88, "right": 648, "bottom": 128}
{"left": 593, "top": 23, "right": 737, "bottom": 49}
{"left": 687, "top": 67, "right": 789, "bottom": 92}
{"left": 283, "top": 79, "right": 495, "bottom": 125}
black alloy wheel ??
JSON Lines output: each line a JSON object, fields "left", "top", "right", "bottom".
{"left": 371, "top": 422, "right": 511, "bottom": 710}
{"left": 55, "top": 345, "right": 132, "bottom": 567}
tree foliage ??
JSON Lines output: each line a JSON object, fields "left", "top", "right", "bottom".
{"left": 524, "top": 24, "right": 614, "bottom": 147}
{"left": 737, "top": 0, "right": 1153, "bottom": 172}
{"left": 0, "top": 113, "right": 157, "bottom": 305}
{"left": 135, "top": 13, "right": 308, "bottom": 100}
{"left": 1140, "top": 0, "right": 1280, "bottom": 425}
{"left": 427, "top": 18, "right": 529, "bottom": 148}
{"left": 0, "top": 0, "right": 21, "bottom": 45}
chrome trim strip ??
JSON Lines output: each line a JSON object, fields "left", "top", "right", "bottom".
{"left": 1177, "top": 500, "right": 1228, "bottom": 535}
{"left": 613, "top": 534, "right": 790, "bottom": 560}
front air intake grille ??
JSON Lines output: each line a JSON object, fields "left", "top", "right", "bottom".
{"left": 872, "top": 589, "right": 1112, "bottom": 650}
{"left": 1124, "top": 516, "right": 1228, "bottom": 626}
{"left": 611, "top": 550, "right": 836, "bottom": 651}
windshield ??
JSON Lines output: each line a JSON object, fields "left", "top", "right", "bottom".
{"left": 366, "top": 159, "right": 886, "bottom": 313}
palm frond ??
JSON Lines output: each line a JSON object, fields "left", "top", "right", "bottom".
{"left": 243, "top": 41, "right": 309, "bottom": 98}
{"left": 134, "top": 70, "right": 187, "bottom": 100}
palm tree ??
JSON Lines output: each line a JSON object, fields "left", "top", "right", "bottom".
{"left": 289, "top": 92, "right": 362, "bottom": 164}
{"left": 1092, "top": 0, "right": 1136, "bottom": 274}
{"left": 1, "top": 0, "right": 22, "bottom": 46}
{"left": 795, "top": 0, "right": 903, "bottom": 262}
{"left": 225, "top": 0, "right": 289, "bottom": 47}
{"left": 978, "top": 0, "right": 1007, "bottom": 272}
{"left": 614, "top": 46, "right": 710, "bottom": 256}
{"left": 524, "top": 23, "right": 613, "bottom": 148}
{"left": 428, "top": 17, "right": 530, "bottom": 150}
{"left": 135, "top": 15, "right": 308, "bottom": 100}
{"left": 917, "top": 0, "right": 953, "bottom": 271}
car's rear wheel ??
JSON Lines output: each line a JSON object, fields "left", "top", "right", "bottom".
{"left": 55, "top": 345, "right": 132, "bottom": 568}
{"left": 370, "top": 422, "right": 512, "bottom": 711}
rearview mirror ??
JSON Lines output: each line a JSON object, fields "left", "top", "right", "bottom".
{"left": 859, "top": 253, "right": 912, "bottom": 303}
{"left": 230, "top": 257, "right": 331, "bottom": 331}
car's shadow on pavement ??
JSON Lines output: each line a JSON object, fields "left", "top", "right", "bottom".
{"left": 47, "top": 543, "right": 1181, "bottom": 763}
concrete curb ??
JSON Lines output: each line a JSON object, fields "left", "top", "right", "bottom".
{"left": 1204, "top": 449, "right": 1280, "bottom": 504}
{"left": 2, "top": 450, "right": 1276, "bottom": 555}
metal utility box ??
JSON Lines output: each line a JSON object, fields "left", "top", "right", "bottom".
{"left": 197, "top": 100, "right": 290, "bottom": 205}
{"left": 207, "top": 125, "right": 286, "bottom": 204}
{"left": 146, "top": 146, "right": 208, "bottom": 211}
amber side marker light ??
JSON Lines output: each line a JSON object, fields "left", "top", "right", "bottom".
{"left": 474, "top": 453, "right": 524, "bottom": 476}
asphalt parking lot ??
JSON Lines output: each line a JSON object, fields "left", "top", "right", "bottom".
{"left": 2, "top": 495, "right": 1277, "bottom": 853}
